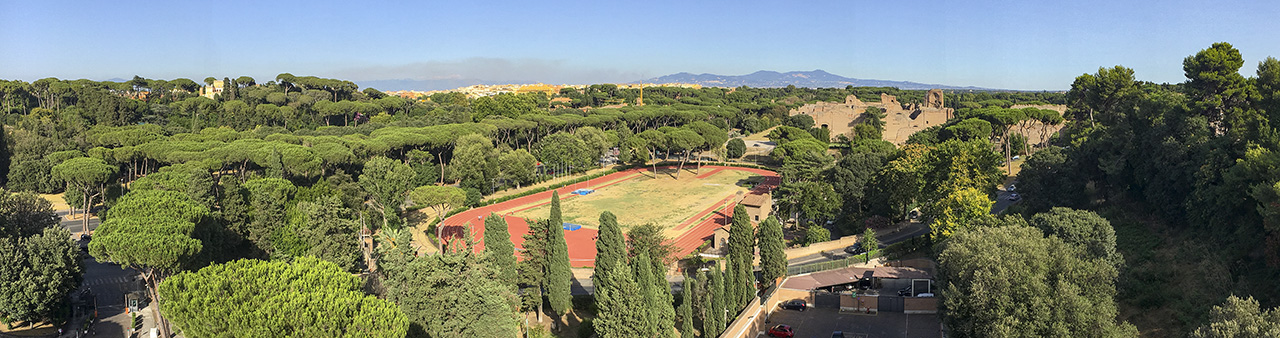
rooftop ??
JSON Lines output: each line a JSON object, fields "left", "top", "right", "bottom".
{"left": 741, "top": 193, "right": 770, "bottom": 207}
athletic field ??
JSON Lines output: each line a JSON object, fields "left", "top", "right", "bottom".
{"left": 438, "top": 165, "right": 779, "bottom": 267}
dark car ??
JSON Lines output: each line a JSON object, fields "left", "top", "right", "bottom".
{"left": 1008, "top": 193, "right": 1021, "bottom": 201}
{"left": 767, "top": 324, "right": 794, "bottom": 338}
{"left": 832, "top": 331, "right": 845, "bottom": 338}
{"left": 779, "top": 299, "right": 808, "bottom": 311}
{"left": 843, "top": 244, "right": 866, "bottom": 256}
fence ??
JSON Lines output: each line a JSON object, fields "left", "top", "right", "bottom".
{"left": 785, "top": 250, "right": 879, "bottom": 276}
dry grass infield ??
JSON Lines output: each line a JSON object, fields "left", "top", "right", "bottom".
{"left": 509, "top": 168, "right": 758, "bottom": 234}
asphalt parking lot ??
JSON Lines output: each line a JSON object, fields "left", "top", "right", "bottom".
{"left": 763, "top": 308, "right": 941, "bottom": 338}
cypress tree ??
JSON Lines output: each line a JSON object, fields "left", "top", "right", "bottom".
{"left": 649, "top": 255, "right": 677, "bottom": 338}
{"left": 634, "top": 252, "right": 660, "bottom": 336}
{"left": 483, "top": 213, "right": 517, "bottom": 290}
{"left": 709, "top": 266, "right": 727, "bottom": 336}
{"left": 546, "top": 192, "right": 572, "bottom": 319}
{"left": 697, "top": 270, "right": 714, "bottom": 338}
{"left": 550, "top": 191, "right": 563, "bottom": 227}
{"left": 726, "top": 204, "right": 755, "bottom": 313}
{"left": 595, "top": 211, "right": 626, "bottom": 292}
{"left": 518, "top": 219, "right": 550, "bottom": 322}
{"left": 678, "top": 282, "right": 695, "bottom": 338}
{"left": 594, "top": 255, "right": 645, "bottom": 338}
{"left": 758, "top": 216, "right": 788, "bottom": 286}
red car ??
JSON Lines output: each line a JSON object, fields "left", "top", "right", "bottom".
{"left": 768, "top": 324, "right": 794, "bottom": 338}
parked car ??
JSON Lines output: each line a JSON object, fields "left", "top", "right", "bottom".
{"left": 767, "top": 324, "right": 794, "bottom": 338}
{"left": 779, "top": 299, "right": 808, "bottom": 311}
{"left": 844, "top": 244, "right": 866, "bottom": 256}
{"left": 832, "top": 331, "right": 845, "bottom": 338}
{"left": 1008, "top": 193, "right": 1021, "bottom": 201}
{"left": 897, "top": 286, "right": 913, "bottom": 297}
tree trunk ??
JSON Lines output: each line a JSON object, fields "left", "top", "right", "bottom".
{"left": 143, "top": 270, "right": 173, "bottom": 338}
{"left": 438, "top": 152, "right": 446, "bottom": 185}
{"left": 696, "top": 149, "right": 701, "bottom": 175}
{"left": 1004, "top": 128, "right": 1012, "bottom": 176}
{"left": 675, "top": 150, "right": 689, "bottom": 179}
{"left": 82, "top": 189, "right": 90, "bottom": 237}
{"left": 650, "top": 149, "right": 658, "bottom": 178}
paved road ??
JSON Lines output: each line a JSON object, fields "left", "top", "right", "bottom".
{"left": 57, "top": 209, "right": 101, "bottom": 237}
{"left": 990, "top": 189, "right": 1020, "bottom": 215}
{"left": 69, "top": 256, "right": 144, "bottom": 337}
{"left": 774, "top": 187, "right": 1021, "bottom": 269}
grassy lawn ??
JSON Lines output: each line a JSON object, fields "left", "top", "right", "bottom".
{"left": 509, "top": 168, "right": 758, "bottom": 236}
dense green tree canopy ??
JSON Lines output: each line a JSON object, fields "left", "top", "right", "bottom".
{"left": 1029, "top": 207, "right": 1122, "bottom": 268}
{"left": 90, "top": 190, "right": 208, "bottom": 270}
{"left": 0, "top": 227, "right": 83, "bottom": 325}
{"left": 161, "top": 257, "right": 408, "bottom": 338}
{"left": 0, "top": 189, "right": 58, "bottom": 238}
{"left": 1193, "top": 296, "right": 1280, "bottom": 338}
{"left": 939, "top": 225, "right": 1136, "bottom": 337}
{"left": 926, "top": 187, "right": 992, "bottom": 241}
{"left": 410, "top": 185, "right": 466, "bottom": 223}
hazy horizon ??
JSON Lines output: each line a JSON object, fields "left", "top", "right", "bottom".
{"left": 3, "top": 0, "right": 1277, "bottom": 90}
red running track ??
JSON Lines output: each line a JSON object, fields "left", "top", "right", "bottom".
{"left": 438, "top": 165, "right": 779, "bottom": 267}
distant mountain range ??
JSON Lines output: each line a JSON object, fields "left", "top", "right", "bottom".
{"left": 343, "top": 70, "right": 997, "bottom": 92}
{"left": 639, "top": 70, "right": 992, "bottom": 90}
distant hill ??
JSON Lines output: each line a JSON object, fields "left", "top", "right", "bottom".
{"left": 638, "top": 70, "right": 992, "bottom": 90}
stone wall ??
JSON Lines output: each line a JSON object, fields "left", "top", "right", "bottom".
{"left": 840, "top": 293, "right": 880, "bottom": 312}
{"left": 905, "top": 297, "right": 939, "bottom": 314}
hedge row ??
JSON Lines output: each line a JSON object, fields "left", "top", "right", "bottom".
{"left": 479, "top": 167, "right": 626, "bottom": 206}
{"left": 646, "top": 161, "right": 776, "bottom": 172}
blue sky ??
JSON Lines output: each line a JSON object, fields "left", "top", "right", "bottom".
{"left": 1, "top": 0, "right": 1277, "bottom": 90}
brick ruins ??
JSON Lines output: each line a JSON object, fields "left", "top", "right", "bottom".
{"left": 790, "top": 90, "right": 954, "bottom": 145}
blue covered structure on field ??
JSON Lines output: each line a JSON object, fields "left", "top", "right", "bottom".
{"left": 571, "top": 189, "right": 595, "bottom": 195}
{"left": 562, "top": 223, "right": 582, "bottom": 231}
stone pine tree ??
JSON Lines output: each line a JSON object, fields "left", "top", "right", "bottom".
{"left": 758, "top": 216, "right": 788, "bottom": 285}
{"left": 726, "top": 204, "right": 755, "bottom": 313}
{"left": 518, "top": 219, "right": 550, "bottom": 322}
{"left": 709, "top": 267, "right": 727, "bottom": 337}
{"left": 89, "top": 190, "right": 207, "bottom": 338}
{"left": 678, "top": 281, "right": 695, "bottom": 338}
{"left": 483, "top": 213, "right": 517, "bottom": 290}
{"left": 51, "top": 157, "right": 115, "bottom": 236}
{"left": 161, "top": 258, "right": 409, "bottom": 338}
{"left": 546, "top": 191, "right": 572, "bottom": 327}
